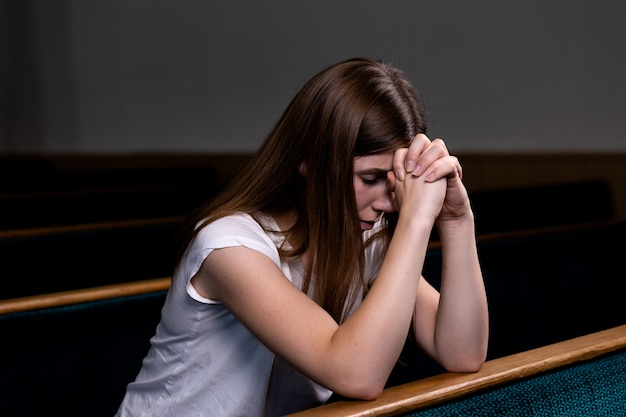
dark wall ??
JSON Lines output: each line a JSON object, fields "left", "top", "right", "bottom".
{"left": 2, "top": 0, "right": 626, "bottom": 153}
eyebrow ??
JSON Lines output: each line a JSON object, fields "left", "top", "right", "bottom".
{"left": 355, "top": 168, "right": 391, "bottom": 176}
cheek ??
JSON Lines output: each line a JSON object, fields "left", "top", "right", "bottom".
{"left": 353, "top": 182, "right": 368, "bottom": 211}
{"left": 354, "top": 184, "right": 376, "bottom": 211}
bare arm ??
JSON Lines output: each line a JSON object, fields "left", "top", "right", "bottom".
{"left": 413, "top": 212, "right": 489, "bottom": 372}
{"left": 191, "top": 198, "right": 440, "bottom": 399}
{"left": 396, "top": 134, "right": 489, "bottom": 372}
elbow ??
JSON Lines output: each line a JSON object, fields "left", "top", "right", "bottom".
{"left": 356, "top": 380, "right": 386, "bottom": 401}
{"left": 441, "top": 351, "right": 487, "bottom": 374}
{"left": 443, "top": 357, "right": 485, "bottom": 373}
{"left": 331, "top": 374, "right": 386, "bottom": 401}
{"left": 436, "top": 333, "right": 488, "bottom": 374}
{"left": 338, "top": 384, "right": 384, "bottom": 402}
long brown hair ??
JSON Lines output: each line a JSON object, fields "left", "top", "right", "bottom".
{"left": 179, "top": 57, "right": 427, "bottom": 323}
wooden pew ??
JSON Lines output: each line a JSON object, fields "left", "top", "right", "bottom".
{"left": 0, "top": 278, "right": 171, "bottom": 417}
{"left": 2, "top": 210, "right": 621, "bottom": 302}
{"left": 286, "top": 324, "right": 626, "bottom": 416}
{"left": 0, "top": 276, "right": 171, "bottom": 315}
{"left": 0, "top": 182, "right": 218, "bottom": 230}
{"left": 2, "top": 293, "right": 624, "bottom": 417}
{"left": 1, "top": 220, "right": 624, "bottom": 417}
{"left": 468, "top": 179, "right": 614, "bottom": 235}
{"left": 426, "top": 219, "right": 626, "bottom": 359}
{"left": 0, "top": 153, "right": 244, "bottom": 230}
{"left": 2, "top": 282, "right": 623, "bottom": 417}
{"left": 0, "top": 217, "right": 182, "bottom": 300}
{"left": 1, "top": 153, "right": 614, "bottom": 233}
{"left": 386, "top": 219, "right": 626, "bottom": 388}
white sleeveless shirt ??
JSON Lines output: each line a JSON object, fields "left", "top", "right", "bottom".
{"left": 115, "top": 213, "right": 383, "bottom": 417}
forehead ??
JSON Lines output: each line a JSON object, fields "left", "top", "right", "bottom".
{"left": 353, "top": 152, "right": 394, "bottom": 171}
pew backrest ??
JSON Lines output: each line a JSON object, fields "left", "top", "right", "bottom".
{"left": 0, "top": 278, "right": 170, "bottom": 417}
{"left": 0, "top": 218, "right": 181, "bottom": 300}
{"left": 424, "top": 220, "right": 626, "bottom": 360}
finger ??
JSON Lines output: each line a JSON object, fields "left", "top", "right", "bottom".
{"left": 424, "top": 156, "right": 461, "bottom": 183}
{"left": 411, "top": 138, "right": 449, "bottom": 177}
{"left": 386, "top": 170, "right": 397, "bottom": 189}
{"left": 404, "top": 133, "right": 430, "bottom": 174}
{"left": 392, "top": 148, "right": 408, "bottom": 181}
{"left": 387, "top": 170, "right": 403, "bottom": 210}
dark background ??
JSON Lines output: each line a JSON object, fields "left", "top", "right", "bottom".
{"left": 1, "top": 0, "right": 625, "bottom": 154}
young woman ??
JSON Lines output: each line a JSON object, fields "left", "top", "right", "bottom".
{"left": 115, "top": 57, "right": 489, "bottom": 417}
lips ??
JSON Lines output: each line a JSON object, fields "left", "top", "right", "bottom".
{"left": 360, "top": 220, "right": 376, "bottom": 230}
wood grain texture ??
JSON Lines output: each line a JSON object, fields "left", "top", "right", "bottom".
{"left": 0, "top": 276, "right": 171, "bottom": 314}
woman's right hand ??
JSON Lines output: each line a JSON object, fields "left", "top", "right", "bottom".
{"left": 390, "top": 134, "right": 457, "bottom": 223}
{"left": 390, "top": 164, "right": 446, "bottom": 225}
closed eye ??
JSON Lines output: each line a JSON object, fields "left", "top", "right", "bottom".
{"left": 360, "top": 175, "right": 387, "bottom": 186}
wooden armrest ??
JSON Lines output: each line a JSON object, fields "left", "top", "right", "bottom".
{"left": 0, "top": 216, "right": 182, "bottom": 239}
{"left": 0, "top": 277, "right": 171, "bottom": 315}
{"left": 286, "top": 324, "right": 626, "bottom": 417}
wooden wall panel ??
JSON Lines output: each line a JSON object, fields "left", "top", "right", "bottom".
{"left": 458, "top": 153, "right": 626, "bottom": 220}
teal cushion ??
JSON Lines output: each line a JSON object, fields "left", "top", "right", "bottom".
{"left": 407, "top": 349, "right": 626, "bottom": 416}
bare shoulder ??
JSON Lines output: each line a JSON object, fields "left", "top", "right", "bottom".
{"left": 191, "top": 245, "right": 286, "bottom": 303}
{"left": 190, "top": 245, "right": 339, "bottom": 379}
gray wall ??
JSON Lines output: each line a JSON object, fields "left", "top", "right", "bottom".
{"left": 2, "top": 0, "right": 625, "bottom": 153}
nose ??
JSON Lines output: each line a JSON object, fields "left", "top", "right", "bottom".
{"left": 372, "top": 185, "right": 396, "bottom": 213}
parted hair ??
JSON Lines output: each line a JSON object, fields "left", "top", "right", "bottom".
{"left": 178, "top": 57, "right": 427, "bottom": 323}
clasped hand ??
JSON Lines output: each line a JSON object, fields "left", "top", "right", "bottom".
{"left": 389, "top": 134, "right": 471, "bottom": 223}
